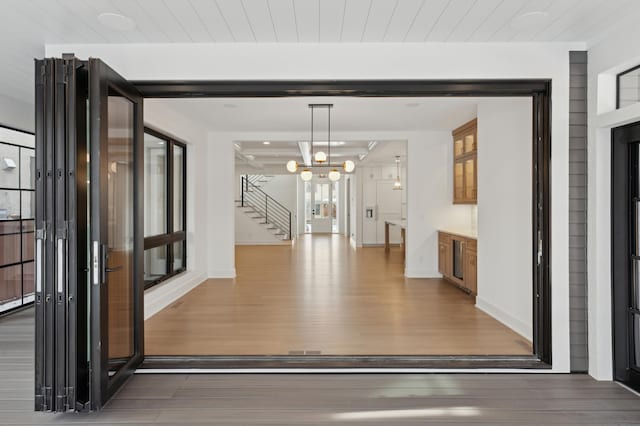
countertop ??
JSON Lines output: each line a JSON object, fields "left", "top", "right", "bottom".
{"left": 385, "top": 220, "right": 407, "bottom": 228}
{"left": 439, "top": 228, "right": 478, "bottom": 240}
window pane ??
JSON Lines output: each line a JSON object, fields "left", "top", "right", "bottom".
{"left": 107, "top": 93, "right": 135, "bottom": 367}
{"left": 22, "top": 231, "right": 34, "bottom": 262}
{"left": 173, "top": 144, "right": 184, "bottom": 231}
{"left": 0, "top": 144, "right": 20, "bottom": 189}
{"left": 173, "top": 241, "right": 184, "bottom": 271}
{"left": 0, "top": 234, "right": 20, "bottom": 266}
{"left": 144, "top": 245, "right": 167, "bottom": 284}
{"left": 0, "top": 190, "right": 20, "bottom": 220}
{"left": 144, "top": 133, "right": 167, "bottom": 237}
{"left": 0, "top": 264, "right": 22, "bottom": 313}
{"left": 21, "top": 191, "right": 34, "bottom": 219}
{"left": 619, "top": 67, "right": 640, "bottom": 108}
{"left": 20, "top": 148, "right": 35, "bottom": 189}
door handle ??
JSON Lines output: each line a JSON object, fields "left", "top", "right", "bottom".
{"left": 105, "top": 265, "right": 123, "bottom": 273}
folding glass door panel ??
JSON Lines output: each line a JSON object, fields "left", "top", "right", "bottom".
{"left": 34, "top": 56, "right": 144, "bottom": 412}
{"left": 612, "top": 121, "right": 640, "bottom": 392}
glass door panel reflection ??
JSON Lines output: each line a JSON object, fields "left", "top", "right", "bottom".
{"left": 173, "top": 144, "right": 184, "bottom": 232}
{"left": 106, "top": 93, "right": 135, "bottom": 374}
{"left": 143, "top": 133, "right": 166, "bottom": 237}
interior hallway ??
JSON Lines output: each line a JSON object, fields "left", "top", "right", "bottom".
{"left": 145, "top": 235, "right": 531, "bottom": 356}
{"left": 3, "top": 306, "right": 640, "bottom": 424}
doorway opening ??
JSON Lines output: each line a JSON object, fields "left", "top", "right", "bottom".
{"left": 141, "top": 95, "right": 541, "bottom": 365}
{"left": 34, "top": 58, "right": 552, "bottom": 411}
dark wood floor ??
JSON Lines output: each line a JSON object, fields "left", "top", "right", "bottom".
{"left": 2, "top": 308, "right": 640, "bottom": 424}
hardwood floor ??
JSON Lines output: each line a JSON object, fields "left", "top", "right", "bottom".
{"left": 145, "top": 235, "right": 532, "bottom": 356}
{"left": 2, "top": 309, "right": 640, "bottom": 424}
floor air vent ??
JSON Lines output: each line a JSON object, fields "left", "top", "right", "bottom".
{"left": 288, "top": 350, "right": 322, "bottom": 355}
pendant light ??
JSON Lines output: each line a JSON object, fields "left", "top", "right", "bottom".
{"left": 393, "top": 156, "right": 403, "bottom": 190}
{"left": 286, "top": 104, "right": 355, "bottom": 180}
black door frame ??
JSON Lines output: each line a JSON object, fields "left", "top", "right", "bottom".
{"left": 133, "top": 79, "right": 553, "bottom": 369}
{"left": 612, "top": 121, "right": 640, "bottom": 392}
{"left": 88, "top": 58, "right": 145, "bottom": 408}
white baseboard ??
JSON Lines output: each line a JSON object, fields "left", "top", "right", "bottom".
{"left": 235, "top": 241, "right": 291, "bottom": 246}
{"left": 404, "top": 269, "right": 440, "bottom": 278}
{"left": 475, "top": 296, "right": 532, "bottom": 340}
{"left": 208, "top": 269, "right": 236, "bottom": 279}
{"left": 144, "top": 271, "right": 206, "bottom": 320}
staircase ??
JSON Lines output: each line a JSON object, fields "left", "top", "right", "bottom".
{"left": 246, "top": 174, "right": 274, "bottom": 188}
{"left": 236, "top": 175, "right": 292, "bottom": 241}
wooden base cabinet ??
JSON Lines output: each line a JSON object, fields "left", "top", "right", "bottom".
{"left": 438, "top": 231, "right": 477, "bottom": 295}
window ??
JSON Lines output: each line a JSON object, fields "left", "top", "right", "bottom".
{"left": 618, "top": 64, "right": 640, "bottom": 109}
{"left": 0, "top": 126, "right": 35, "bottom": 314}
{"left": 143, "top": 128, "right": 187, "bottom": 288}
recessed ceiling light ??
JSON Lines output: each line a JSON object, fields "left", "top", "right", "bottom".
{"left": 405, "top": 103, "right": 419, "bottom": 108}
{"left": 223, "top": 103, "right": 237, "bottom": 109}
{"left": 510, "top": 11, "right": 549, "bottom": 31}
{"left": 98, "top": 12, "right": 136, "bottom": 32}
{"left": 263, "top": 141, "right": 271, "bottom": 145}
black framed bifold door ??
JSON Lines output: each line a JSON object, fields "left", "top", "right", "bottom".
{"left": 612, "top": 121, "right": 640, "bottom": 392}
{"left": 34, "top": 56, "right": 144, "bottom": 412}
{"left": 88, "top": 58, "right": 144, "bottom": 409}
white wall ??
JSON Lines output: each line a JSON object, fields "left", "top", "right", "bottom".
{"left": 476, "top": 98, "right": 533, "bottom": 340}
{"left": 587, "top": 23, "right": 640, "bottom": 380}
{"left": 142, "top": 101, "right": 210, "bottom": 318}
{"left": 45, "top": 43, "right": 575, "bottom": 371}
{"left": 405, "top": 131, "right": 476, "bottom": 277}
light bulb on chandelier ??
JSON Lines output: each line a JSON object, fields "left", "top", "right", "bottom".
{"left": 314, "top": 151, "right": 327, "bottom": 163}
{"left": 300, "top": 169, "right": 313, "bottom": 181}
{"left": 343, "top": 160, "right": 355, "bottom": 173}
{"left": 286, "top": 160, "right": 298, "bottom": 173}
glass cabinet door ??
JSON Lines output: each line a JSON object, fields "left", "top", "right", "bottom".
{"left": 464, "top": 157, "right": 476, "bottom": 200}
{"left": 454, "top": 161, "right": 464, "bottom": 201}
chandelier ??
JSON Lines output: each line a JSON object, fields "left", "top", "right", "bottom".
{"left": 286, "top": 104, "right": 355, "bottom": 181}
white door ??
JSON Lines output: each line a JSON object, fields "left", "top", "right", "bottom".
{"left": 311, "top": 181, "right": 333, "bottom": 233}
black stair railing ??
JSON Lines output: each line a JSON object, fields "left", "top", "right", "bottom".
{"left": 241, "top": 175, "right": 292, "bottom": 240}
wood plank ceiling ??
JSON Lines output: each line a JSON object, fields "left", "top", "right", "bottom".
{"left": 0, "top": 0, "right": 639, "bottom": 104}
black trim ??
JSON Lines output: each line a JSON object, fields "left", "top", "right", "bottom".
{"left": 133, "top": 79, "right": 551, "bottom": 98}
{"left": 144, "top": 231, "right": 186, "bottom": 250}
{"left": 141, "top": 355, "right": 550, "bottom": 370}
{"left": 616, "top": 64, "right": 640, "bottom": 109}
{"left": 135, "top": 78, "right": 553, "bottom": 368}
{"left": 142, "top": 127, "right": 187, "bottom": 290}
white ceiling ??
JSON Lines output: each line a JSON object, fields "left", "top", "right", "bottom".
{"left": 187, "top": 96, "right": 471, "bottom": 169}
{"left": 150, "top": 96, "right": 479, "bottom": 132}
{"left": 1, "top": 0, "right": 640, "bottom": 109}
